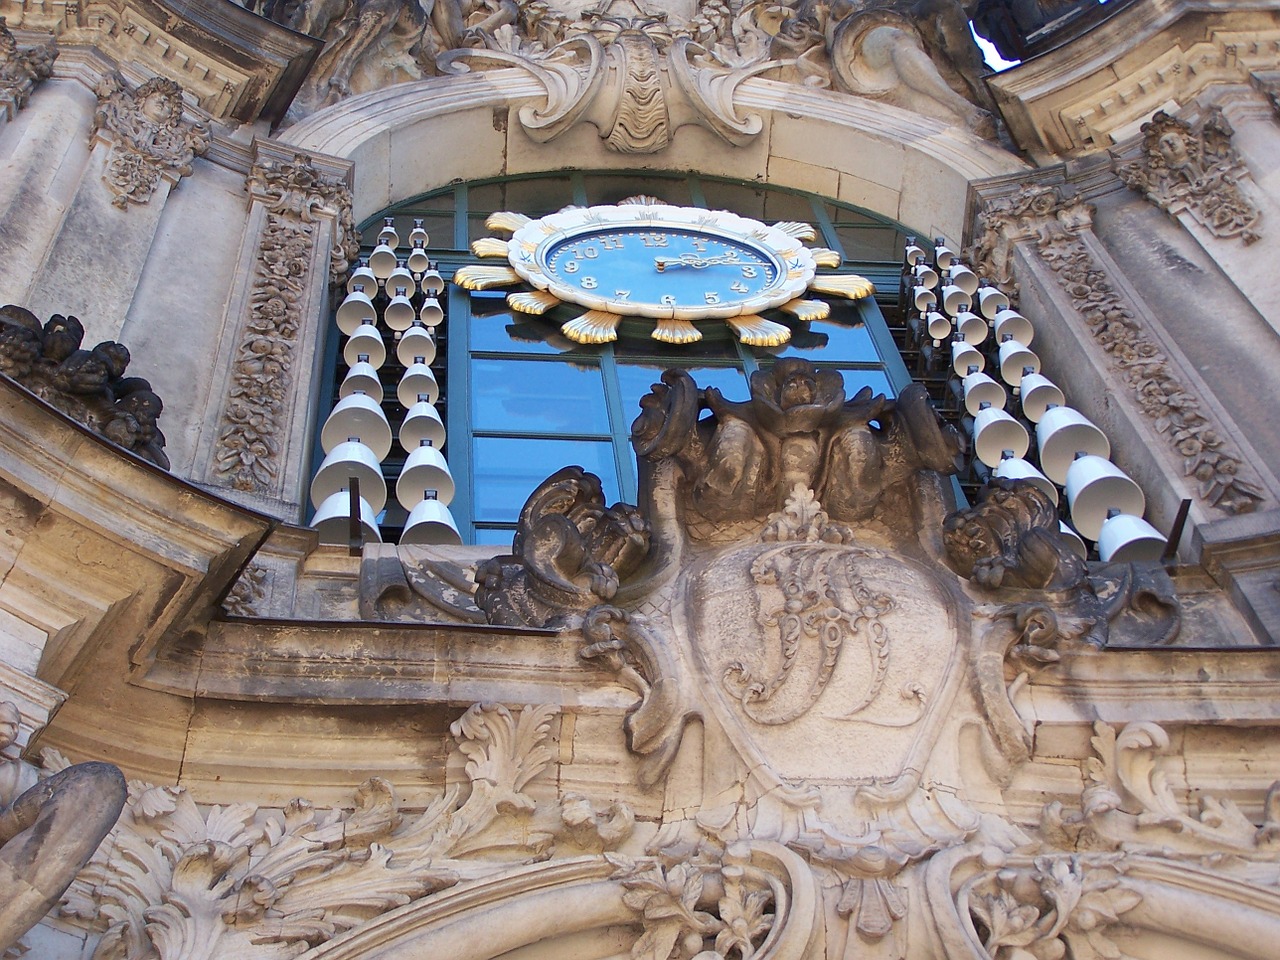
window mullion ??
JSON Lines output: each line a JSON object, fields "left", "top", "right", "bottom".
{"left": 600, "top": 343, "right": 638, "bottom": 504}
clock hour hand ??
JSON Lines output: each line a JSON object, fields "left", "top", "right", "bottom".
{"left": 654, "top": 251, "right": 742, "bottom": 272}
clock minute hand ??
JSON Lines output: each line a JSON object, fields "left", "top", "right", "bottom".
{"left": 654, "top": 251, "right": 742, "bottom": 272}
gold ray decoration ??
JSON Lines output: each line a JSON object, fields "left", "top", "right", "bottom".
{"left": 773, "top": 221, "right": 818, "bottom": 241}
{"left": 562, "top": 311, "right": 621, "bottom": 344}
{"left": 508, "top": 290, "right": 562, "bottom": 315}
{"left": 808, "top": 274, "right": 876, "bottom": 300}
{"left": 728, "top": 315, "right": 793, "bottom": 346}
{"left": 808, "top": 247, "right": 841, "bottom": 268}
{"left": 619, "top": 195, "right": 666, "bottom": 206}
{"left": 485, "top": 211, "right": 531, "bottom": 233}
{"left": 652, "top": 318, "right": 703, "bottom": 344}
{"left": 779, "top": 299, "right": 831, "bottom": 322}
{"left": 453, "top": 265, "right": 521, "bottom": 290}
{"left": 471, "top": 237, "right": 510, "bottom": 258}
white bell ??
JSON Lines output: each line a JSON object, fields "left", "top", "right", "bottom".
{"left": 992, "top": 309, "right": 1034, "bottom": 346}
{"left": 1065, "top": 455, "right": 1144, "bottom": 541}
{"left": 377, "top": 217, "right": 399, "bottom": 248}
{"left": 934, "top": 239, "right": 956, "bottom": 268}
{"left": 1019, "top": 373, "right": 1066, "bottom": 423}
{"left": 962, "top": 371, "right": 1005, "bottom": 416}
{"left": 344, "top": 323, "right": 386, "bottom": 368}
{"left": 904, "top": 240, "right": 927, "bottom": 265}
{"left": 345, "top": 323, "right": 384, "bottom": 368}
{"left": 310, "top": 440, "right": 387, "bottom": 512}
{"left": 408, "top": 219, "right": 429, "bottom": 248}
{"left": 399, "top": 398, "right": 446, "bottom": 450}
{"left": 397, "top": 323, "right": 437, "bottom": 366}
{"left": 1037, "top": 407, "right": 1110, "bottom": 484}
{"left": 386, "top": 265, "right": 415, "bottom": 295}
{"left": 994, "top": 456, "right": 1058, "bottom": 506}
{"left": 911, "top": 262, "right": 939, "bottom": 290}
{"left": 419, "top": 297, "right": 444, "bottom": 327}
{"left": 336, "top": 288, "right": 376, "bottom": 335}
{"left": 972, "top": 406, "right": 1029, "bottom": 468}
{"left": 398, "top": 362, "right": 439, "bottom": 407}
{"left": 1058, "top": 521, "right": 1089, "bottom": 560}
{"left": 940, "top": 283, "right": 972, "bottom": 315}
{"left": 997, "top": 339, "right": 1040, "bottom": 386}
{"left": 948, "top": 263, "right": 979, "bottom": 296}
{"left": 397, "top": 441, "right": 455, "bottom": 507}
{"left": 407, "top": 246, "right": 431, "bottom": 274}
{"left": 321, "top": 393, "right": 393, "bottom": 460}
{"left": 384, "top": 287, "right": 416, "bottom": 331}
{"left": 955, "top": 311, "right": 987, "bottom": 345}
{"left": 951, "top": 340, "right": 985, "bottom": 377}
{"left": 368, "top": 242, "right": 398, "bottom": 279}
{"left": 400, "top": 496, "right": 462, "bottom": 546}
{"left": 975, "top": 286, "right": 1010, "bottom": 320}
{"left": 346, "top": 265, "right": 377, "bottom": 295}
{"left": 926, "top": 311, "right": 952, "bottom": 340}
{"left": 420, "top": 268, "right": 445, "bottom": 296}
{"left": 1097, "top": 512, "right": 1166, "bottom": 563}
{"left": 911, "top": 285, "right": 937, "bottom": 312}
{"left": 339, "top": 361, "right": 383, "bottom": 403}
{"left": 311, "top": 490, "right": 383, "bottom": 545}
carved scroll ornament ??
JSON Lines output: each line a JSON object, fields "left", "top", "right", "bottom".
{"left": 1117, "top": 108, "right": 1262, "bottom": 245}
{"left": 91, "top": 74, "right": 209, "bottom": 209}
{"left": 0, "top": 305, "right": 170, "bottom": 468}
{"left": 214, "top": 155, "right": 354, "bottom": 494}
{"left": 968, "top": 185, "right": 1264, "bottom": 515}
{"left": 0, "top": 17, "right": 56, "bottom": 114}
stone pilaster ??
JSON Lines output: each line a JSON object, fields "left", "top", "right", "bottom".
{"left": 193, "top": 140, "right": 356, "bottom": 520}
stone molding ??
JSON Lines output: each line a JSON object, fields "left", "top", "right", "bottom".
{"left": 210, "top": 148, "right": 354, "bottom": 499}
{"left": 1115, "top": 107, "right": 1262, "bottom": 245}
{"left": 968, "top": 183, "right": 1266, "bottom": 516}
{"left": 90, "top": 72, "right": 209, "bottom": 209}
{"left": 0, "top": 15, "right": 55, "bottom": 120}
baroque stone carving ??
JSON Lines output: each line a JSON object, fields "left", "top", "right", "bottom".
{"left": 1116, "top": 108, "right": 1262, "bottom": 245}
{"left": 968, "top": 185, "right": 1264, "bottom": 515}
{"left": 0, "top": 703, "right": 127, "bottom": 955}
{"left": 91, "top": 74, "right": 209, "bottom": 209}
{"left": 278, "top": 0, "right": 1001, "bottom": 146}
{"left": 0, "top": 18, "right": 56, "bottom": 116}
{"left": 214, "top": 154, "right": 355, "bottom": 493}
{"left": 60, "top": 702, "right": 634, "bottom": 960}
{"left": 475, "top": 466, "right": 651, "bottom": 628}
{"left": 220, "top": 561, "right": 270, "bottom": 617}
{"left": 0, "top": 305, "right": 170, "bottom": 468}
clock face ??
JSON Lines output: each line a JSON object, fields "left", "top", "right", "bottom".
{"left": 506, "top": 204, "right": 816, "bottom": 321}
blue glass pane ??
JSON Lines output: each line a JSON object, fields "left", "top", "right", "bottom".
{"left": 615, "top": 364, "right": 749, "bottom": 421}
{"left": 474, "top": 527, "right": 515, "bottom": 548}
{"left": 838, "top": 368, "right": 894, "bottom": 399}
{"left": 471, "top": 357, "right": 609, "bottom": 434}
{"left": 472, "top": 437, "right": 620, "bottom": 523}
{"left": 469, "top": 305, "right": 592, "bottom": 356}
{"left": 773, "top": 318, "right": 877, "bottom": 363}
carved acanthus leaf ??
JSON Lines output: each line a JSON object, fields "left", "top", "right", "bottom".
{"left": 1116, "top": 108, "right": 1261, "bottom": 245}
{"left": 968, "top": 185, "right": 1264, "bottom": 515}
{"left": 1041, "top": 721, "right": 1280, "bottom": 858}
{"left": 91, "top": 73, "right": 209, "bottom": 209}
{"left": 60, "top": 703, "right": 633, "bottom": 960}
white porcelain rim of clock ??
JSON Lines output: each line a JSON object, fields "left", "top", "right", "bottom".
{"left": 505, "top": 204, "right": 817, "bottom": 321}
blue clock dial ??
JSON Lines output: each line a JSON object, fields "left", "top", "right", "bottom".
{"left": 542, "top": 228, "right": 781, "bottom": 313}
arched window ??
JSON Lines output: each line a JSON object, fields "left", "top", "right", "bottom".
{"left": 323, "top": 171, "right": 922, "bottom": 544}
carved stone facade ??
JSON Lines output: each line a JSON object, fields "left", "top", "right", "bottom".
{"left": 90, "top": 74, "right": 210, "bottom": 209}
{"left": 1115, "top": 108, "right": 1263, "bottom": 245}
{"left": 1, "top": 1, "right": 1280, "bottom": 959}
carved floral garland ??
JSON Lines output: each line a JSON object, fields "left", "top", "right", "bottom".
{"left": 969, "top": 186, "right": 1263, "bottom": 515}
{"left": 214, "top": 155, "right": 355, "bottom": 493}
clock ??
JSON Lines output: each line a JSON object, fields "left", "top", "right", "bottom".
{"left": 454, "top": 199, "right": 875, "bottom": 346}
